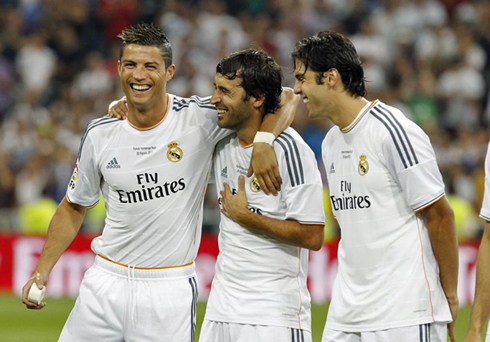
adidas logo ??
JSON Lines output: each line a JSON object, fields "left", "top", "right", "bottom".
{"left": 106, "top": 157, "right": 121, "bottom": 169}
{"left": 221, "top": 166, "right": 228, "bottom": 178}
{"left": 329, "top": 163, "right": 335, "bottom": 174}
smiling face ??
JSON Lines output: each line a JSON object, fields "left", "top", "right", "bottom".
{"left": 210, "top": 73, "right": 255, "bottom": 132}
{"left": 118, "top": 44, "right": 175, "bottom": 112}
{"left": 293, "top": 61, "right": 331, "bottom": 119}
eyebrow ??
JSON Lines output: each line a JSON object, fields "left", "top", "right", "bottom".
{"left": 121, "top": 59, "right": 160, "bottom": 65}
{"left": 294, "top": 73, "right": 305, "bottom": 81}
{"left": 214, "top": 83, "right": 230, "bottom": 93}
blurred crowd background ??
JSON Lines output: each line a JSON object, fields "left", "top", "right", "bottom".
{"left": 0, "top": 0, "right": 489, "bottom": 242}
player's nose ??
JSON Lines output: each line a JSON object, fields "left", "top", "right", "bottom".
{"left": 293, "top": 80, "right": 302, "bottom": 94}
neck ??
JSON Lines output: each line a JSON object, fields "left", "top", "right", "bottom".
{"left": 127, "top": 94, "right": 168, "bottom": 128}
{"left": 237, "top": 110, "right": 263, "bottom": 146}
{"left": 331, "top": 95, "right": 369, "bottom": 129}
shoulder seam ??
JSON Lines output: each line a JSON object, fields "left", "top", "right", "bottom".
{"left": 370, "top": 105, "right": 418, "bottom": 169}
{"left": 78, "top": 117, "right": 119, "bottom": 160}
{"left": 172, "top": 96, "right": 216, "bottom": 112}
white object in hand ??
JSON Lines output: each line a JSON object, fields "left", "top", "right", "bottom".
{"left": 28, "top": 283, "right": 46, "bottom": 304}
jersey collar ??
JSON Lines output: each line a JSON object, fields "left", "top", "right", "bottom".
{"left": 340, "top": 99, "right": 378, "bottom": 134}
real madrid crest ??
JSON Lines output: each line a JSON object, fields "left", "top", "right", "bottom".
{"left": 250, "top": 177, "right": 261, "bottom": 192}
{"left": 167, "top": 142, "right": 183, "bottom": 162}
{"left": 358, "top": 154, "right": 369, "bottom": 176}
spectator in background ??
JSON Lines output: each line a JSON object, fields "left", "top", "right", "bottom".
{"left": 0, "top": 0, "right": 486, "bottom": 241}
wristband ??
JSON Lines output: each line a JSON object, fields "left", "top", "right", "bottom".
{"left": 253, "top": 132, "right": 275, "bottom": 146}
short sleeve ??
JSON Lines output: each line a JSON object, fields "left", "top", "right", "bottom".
{"left": 275, "top": 131, "right": 325, "bottom": 224}
{"left": 186, "top": 95, "right": 232, "bottom": 144}
{"left": 66, "top": 133, "right": 101, "bottom": 207}
{"left": 381, "top": 118, "right": 445, "bottom": 212}
{"left": 480, "top": 142, "right": 490, "bottom": 221}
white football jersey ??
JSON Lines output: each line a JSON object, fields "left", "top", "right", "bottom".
{"left": 67, "top": 94, "right": 230, "bottom": 267}
{"left": 323, "top": 100, "right": 452, "bottom": 332}
{"left": 480, "top": 142, "right": 490, "bottom": 221}
{"left": 205, "top": 127, "right": 325, "bottom": 331}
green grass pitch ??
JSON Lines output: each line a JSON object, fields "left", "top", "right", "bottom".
{"left": 0, "top": 292, "right": 481, "bottom": 341}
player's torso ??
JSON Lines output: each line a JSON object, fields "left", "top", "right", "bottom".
{"left": 323, "top": 105, "right": 450, "bottom": 331}
{"left": 90, "top": 95, "right": 223, "bottom": 266}
{"left": 213, "top": 135, "right": 297, "bottom": 275}
{"left": 207, "top": 134, "right": 310, "bottom": 328}
{"left": 324, "top": 119, "right": 412, "bottom": 244}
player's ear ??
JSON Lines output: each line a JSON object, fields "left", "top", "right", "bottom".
{"left": 251, "top": 94, "right": 265, "bottom": 109}
{"left": 117, "top": 60, "right": 122, "bottom": 76}
{"left": 166, "top": 64, "right": 176, "bottom": 81}
{"left": 324, "top": 68, "right": 340, "bottom": 87}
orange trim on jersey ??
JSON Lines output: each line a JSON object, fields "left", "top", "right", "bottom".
{"left": 341, "top": 100, "right": 377, "bottom": 134}
{"left": 239, "top": 140, "right": 253, "bottom": 148}
{"left": 479, "top": 214, "right": 490, "bottom": 222}
{"left": 127, "top": 94, "right": 170, "bottom": 130}
{"left": 299, "top": 222, "right": 325, "bottom": 226}
{"left": 413, "top": 194, "right": 445, "bottom": 213}
{"left": 98, "top": 254, "right": 193, "bottom": 270}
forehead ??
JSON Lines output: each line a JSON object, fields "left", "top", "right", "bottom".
{"left": 294, "top": 60, "right": 306, "bottom": 74}
{"left": 121, "top": 44, "right": 164, "bottom": 63}
{"left": 214, "top": 73, "right": 243, "bottom": 90}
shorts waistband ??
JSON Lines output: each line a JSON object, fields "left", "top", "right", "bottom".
{"left": 95, "top": 254, "right": 195, "bottom": 279}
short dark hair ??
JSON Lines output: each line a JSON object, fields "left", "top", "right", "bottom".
{"left": 216, "top": 49, "right": 282, "bottom": 115}
{"left": 118, "top": 23, "right": 172, "bottom": 68}
{"left": 292, "top": 31, "right": 366, "bottom": 97}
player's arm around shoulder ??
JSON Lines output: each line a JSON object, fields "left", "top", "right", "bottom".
{"left": 22, "top": 197, "right": 87, "bottom": 310}
{"left": 220, "top": 175, "right": 324, "bottom": 250}
{"left": 421, "top": 196, "right": 459, "bottom": 341}
{"left": 248, "top": 88, "right": 300, "bottom": 196}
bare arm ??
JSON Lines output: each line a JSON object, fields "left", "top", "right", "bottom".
{"left": 22, "top": 197, "right": 87, "bottom": 309}
{"left": 221, "top": 175, "right": 324, "bottom": 250}
{"left": 465, "top": 222, "right": 490, "bottom": 342}
{"left": 248, "top": 88, "right": 300, "bottom": 196}
{"left": 421, "top": 196, "right": 459, "bottom": 342}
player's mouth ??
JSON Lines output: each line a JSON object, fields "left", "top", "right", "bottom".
{"left": 217, "top": 108, "right": 227, "bottom": 119}
{"left": 302, "top": 96, "right": 309, "bottom": 104}
{"left": 130, "top": 84, "right": 152, "bottom": 93}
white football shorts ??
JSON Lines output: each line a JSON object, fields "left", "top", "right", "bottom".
{"left": 322, "top": 322, "right": 447, "bottom": 342}
{"left": 200, "top": 319, "right": 312, "bottom": 342}
{"left": 58, "top": 255, "right": 198, "bottom": 342}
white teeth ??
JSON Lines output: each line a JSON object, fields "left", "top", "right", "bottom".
{"left": 303, "top": 98, "right": 309, "bottom": 104}
{"left": 132, "top": 84, "right": 150, "bottom": 91}
{"left": 217, "top": 109, "right": 227, "bottom": 114}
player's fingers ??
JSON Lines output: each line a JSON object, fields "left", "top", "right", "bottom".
{"left": 238, "top": 175, "right": 245, "bottom": 192}
{"left": 34, "top": 272, "right": 45, "bottom": 289}
{"left": 247, "top": 165, "right": 253, "bottom": 178}
{"left": 262, "top": 173, "right": 277, "bottom": 196}
{"left": 272, "top": 165, "right": 282, "bottom": 186}
{"left": 268, "top": 169, "right": 281, "bottom": 194}
{"left": 223, "top": 182, "right": 231, "bottom": 194}
{"left": 255, "top": 175, "right": 270, "bottom": 195}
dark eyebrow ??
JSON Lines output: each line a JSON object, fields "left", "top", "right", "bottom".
{"left": 294, "top": 73, "right": 305, "bottom": 81}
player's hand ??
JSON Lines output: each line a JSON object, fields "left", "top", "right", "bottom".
{"left": 22, "top": 271, "right": 47, "bottom": 310}
{"left": 108, "top": 96, "right": 128, "bottom": 120}
{"left": 220, "top": 175, "right": 249, "bottom": 224}
{"left": 463, "top": 329, "right": 481, "bottom": 342}
{"left": 446, "top": 295, "right": 458, "bottom": 342}
{"left": 247, "top": 143, "right": 281, "bottom": 196}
